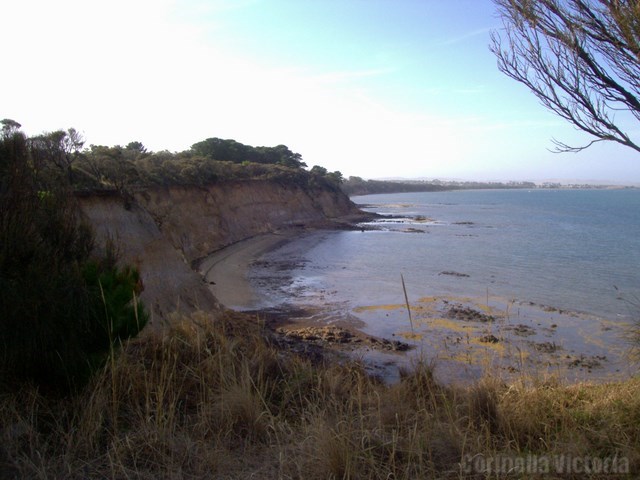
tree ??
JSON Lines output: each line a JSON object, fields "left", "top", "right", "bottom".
{"left": 490, "top": 0, "right": 640, "bottom": 153}
{"left": 1, "top": 118, "right": 21, "bottom": 138}
{"left": 326, "top": 170, "right": 344, "bottom": 184}
{"left": 191, "top": 137, "right": 307, "bottom": 168}
{"left": 0, "top": 128, "right": 147, "bottom": 390}
{"left": 125, "top": 141, "right": 148, "bottom": 155}
{"left": 191, "top": 137, "right": 249, "bottom": 163}
{"left": 270, "top": 144, "right": 307, "bottom": 168}
{"left": 84, "top": 145, "right": 141, "bottom": 195}
{"left": 310, "top": 165, "right": 328, "bottom": 176}
{"left": 29, "top": 128, "right": 85, "bottom": 182}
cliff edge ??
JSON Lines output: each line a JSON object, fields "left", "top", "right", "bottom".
{"left": 79, "top": 180, "right": 363, "bottom": 326}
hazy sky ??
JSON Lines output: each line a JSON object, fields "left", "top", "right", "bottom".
{"left": 2, "top": 0, "right": 639, "bottom": 182}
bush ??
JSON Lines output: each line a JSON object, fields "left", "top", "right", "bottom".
{"left": 0, "top": 126, "right": 147, "bottom": 391}
{"left": 82, "top": 256, "right": 147, "bottom": 350}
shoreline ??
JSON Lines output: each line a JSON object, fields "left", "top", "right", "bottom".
{"left": 197, "top": 227, "right": 635, "bottom": 385}
{"left": 198, "top": 230, "right": 302, "bottom": 310}
{"left": 197, "top": 212, "right": 377, "bottom": 310}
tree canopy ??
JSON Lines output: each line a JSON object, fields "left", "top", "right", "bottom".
{"left": 191, "top": 137, "right": 307, "bottom": 168}
{"left": 491, "top": 0, "right": 640, "bottom": 153}
{"left": 1, "top": 120, "right": 342, "bottom": 197}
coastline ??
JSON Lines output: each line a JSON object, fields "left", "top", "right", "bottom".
{"left": 197, "top": 211, "right": 376, "bottom": 311}
{"left": 198, "top": 230, "right": 300, "bottom": 310}
{"left": 197, "top": 224, "right": 634, "bottom": 385}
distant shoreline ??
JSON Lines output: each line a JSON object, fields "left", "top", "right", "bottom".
{"left": 343, "top": 179, "right": 637, "bottom": 197}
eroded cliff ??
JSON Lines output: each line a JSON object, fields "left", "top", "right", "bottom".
{"left": 79, "top": 180, "right": 362, "bottom": 326}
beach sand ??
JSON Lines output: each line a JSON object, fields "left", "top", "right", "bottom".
{"left": 198, "top": 231, "right": 298, "bottom": 310}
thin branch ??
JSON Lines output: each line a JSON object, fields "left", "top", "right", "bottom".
{"left": 491, "top": 0, "right": 640, "bottom": 154}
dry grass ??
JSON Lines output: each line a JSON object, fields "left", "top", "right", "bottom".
{"left": 1, "top": 310, "right": 638, "bottom": 479}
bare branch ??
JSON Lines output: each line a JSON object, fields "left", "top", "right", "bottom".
{"left": 550, "top": 136, "right": 606, "bottom": 152}
{"left": 491, "top": 0, "right": 640, "bottom": 154}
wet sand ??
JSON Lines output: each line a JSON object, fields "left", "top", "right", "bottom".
{"left": 198, "top": 231, "right": 299, "bottom": 310}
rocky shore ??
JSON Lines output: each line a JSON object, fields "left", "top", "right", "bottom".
{"left": 195, "top": 228, "right": 631, "bottom": 384}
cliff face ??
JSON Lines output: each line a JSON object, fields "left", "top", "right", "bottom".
{"left": 135, "top": 181, "right": 359, "bottom": 264}
{"left": 79, "top": 180, "right": 361, "bottom": 325}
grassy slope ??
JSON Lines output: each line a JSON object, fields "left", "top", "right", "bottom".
{"left": 1, "top": 311, "right": 638, "bottom": 479}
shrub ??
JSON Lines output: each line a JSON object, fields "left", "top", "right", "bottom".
{"left": 0, "top": 126, "right": 147, "bottom": 391}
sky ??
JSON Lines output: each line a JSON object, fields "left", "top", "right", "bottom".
{"left": 2, "top": 0, "right": 639, "bottom": 183}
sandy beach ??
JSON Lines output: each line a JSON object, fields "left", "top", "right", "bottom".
{"left": 198, "top": 231, "right": 299, "bottom": 310}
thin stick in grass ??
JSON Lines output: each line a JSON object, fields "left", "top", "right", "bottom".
{"left": 401, "top": 274, "right": 414, "bottom": 334}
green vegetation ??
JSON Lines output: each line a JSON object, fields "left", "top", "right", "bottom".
{"left": 191, "top": 137, "right": 307, "bottom": 168}
{"left": 0, "top": 120, "right": 147, "bottom": 391}
{"left": 0, "top": 312, "right": 637, "bottom": 478}
{"left": 31, "top": 129, "right": 346, "bottom": 194}
{"left": 1, "top": 118, "right": 347, "bottom": 388}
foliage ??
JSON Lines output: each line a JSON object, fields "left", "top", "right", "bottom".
{"left": 1, "top": 119, "right": 342, "bottom": 195}
{"left": 309, "top": 165, "right": 344, "bottom": 189}
{"left": 82, "top": 256, "right": 146, "bottom": 356}
{"left": 0, "top": 311, "right": 637, "bottom": 478}
{"left": 491, "top": 0, "right": 640, "bottom": 153}
{"left": 342, "top": 176, "right": 453, "bottom": 196}
{"left": 29, "top": 128, "right": 84, "bottom": 182}
{"left": 70, "top": 137, "right": 342, "bottom": 194}
{"left": 0, "top": 124, "right": 147, "bottom": 391}
{"left": 75, "top": 144, "right": 144, "bottom": 193}
{"left": 56, "top": 129, "right": 354, "bottom": 195}
{"left": 191, "top": 137, "right": 307, "bottom": 168}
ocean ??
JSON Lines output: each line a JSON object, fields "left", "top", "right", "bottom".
{"left": 247, "top": 188, "right": 640, "bottom": 381}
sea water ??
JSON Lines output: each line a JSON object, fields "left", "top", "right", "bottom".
{"left": 251, "top": 188, "right": 640, "bottom": 320}
{"left": 248, "top": 188, "right": 640, "bottom": 381}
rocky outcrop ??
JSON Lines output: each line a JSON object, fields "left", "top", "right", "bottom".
{"left": 78, "top": 180, "right": 362, "bottom": 326}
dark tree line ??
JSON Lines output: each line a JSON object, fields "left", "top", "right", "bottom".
{"left": 341, "top": 176, "right": 538, "bottom": 196}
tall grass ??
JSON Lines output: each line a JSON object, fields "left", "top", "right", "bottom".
{"left": 1, "top": 310, "right": 638, "bottom": 479}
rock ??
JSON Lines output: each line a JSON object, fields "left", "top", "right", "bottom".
{"left": 278, "top": 326, "right": 411, "bottom": 352}
{"left": 446, "top": 304, "right": 494, "bottom": 322}
{"left": 439, "top": 271, "right": 470, "bottom": 278}
{"left": 509, "top": 324, "right": 536, "bottom": 336}
{"left": 530, "top": 341, "right": 560, "bottom": 353}
{"left": 479, "top": 334, "right": 500, "bottom": 343}
{"left": 567, "top": 354, "right": 606, "bottom": 369}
